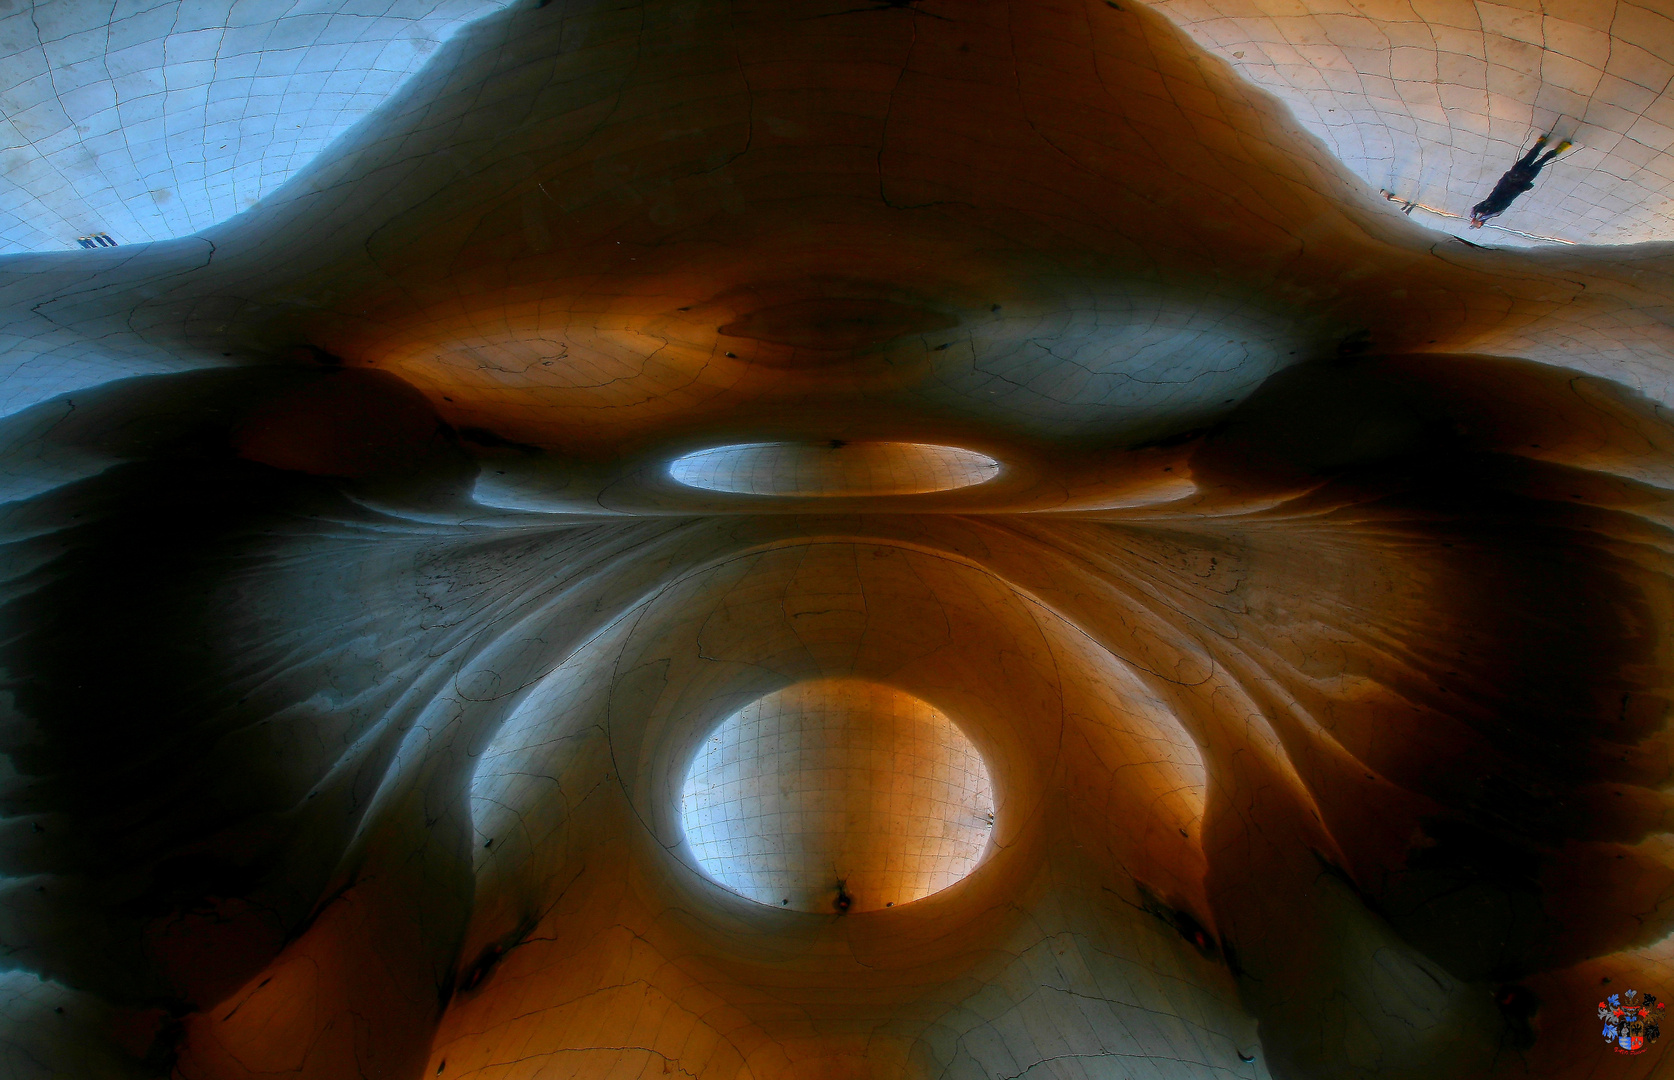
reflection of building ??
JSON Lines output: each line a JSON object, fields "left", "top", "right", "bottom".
{"left": 4, "top": 3, "right": 1674, "bottom": 1080}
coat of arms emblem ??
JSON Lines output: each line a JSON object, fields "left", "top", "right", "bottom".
{"left": 1600, "top": 989, "right": 1664, "bottom": 1054}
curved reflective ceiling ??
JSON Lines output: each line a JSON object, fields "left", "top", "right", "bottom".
{"left": 2, "top": 2, "right": 1674, "bottom": 1080}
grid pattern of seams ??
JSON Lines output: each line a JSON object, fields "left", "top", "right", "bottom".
{"left": 680, "top": 677, "right": 994, "bottom": 912}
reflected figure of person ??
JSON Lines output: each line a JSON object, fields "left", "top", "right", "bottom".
{"left": 1470, "top": 134, "right": 1572, "bottom": 228}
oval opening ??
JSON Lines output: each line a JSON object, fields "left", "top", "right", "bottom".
{"left": 667, "top": 441, "right": 1000, "bottom": 496}
{"left": 680, "top": 679, "right": 994, "bottom": 913}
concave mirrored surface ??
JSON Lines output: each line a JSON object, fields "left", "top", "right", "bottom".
{"left": 667, "top": 441, "right": 1001, "bottom": 496}
{"left": 681, "top": 678, "right": 995, "bottom": 913}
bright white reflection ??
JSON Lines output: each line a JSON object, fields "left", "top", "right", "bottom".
{"left": 1149, "top": 0, "right": 1674, "bottom": 246}
{"left": 0, "top": 0, "right": 511, "bottom": 253}
{"left": 681, "top": 679, "right": 994, "bottom": 913}
{"left": 667, "top": 441, "right": 999, "bottom": 496}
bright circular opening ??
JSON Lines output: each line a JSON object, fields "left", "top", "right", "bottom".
{"left": 666, "top": 441, "right": 1000, "bottom": 496}
{"left": 680, "top": 678, "right": 994, "bottom": 913}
